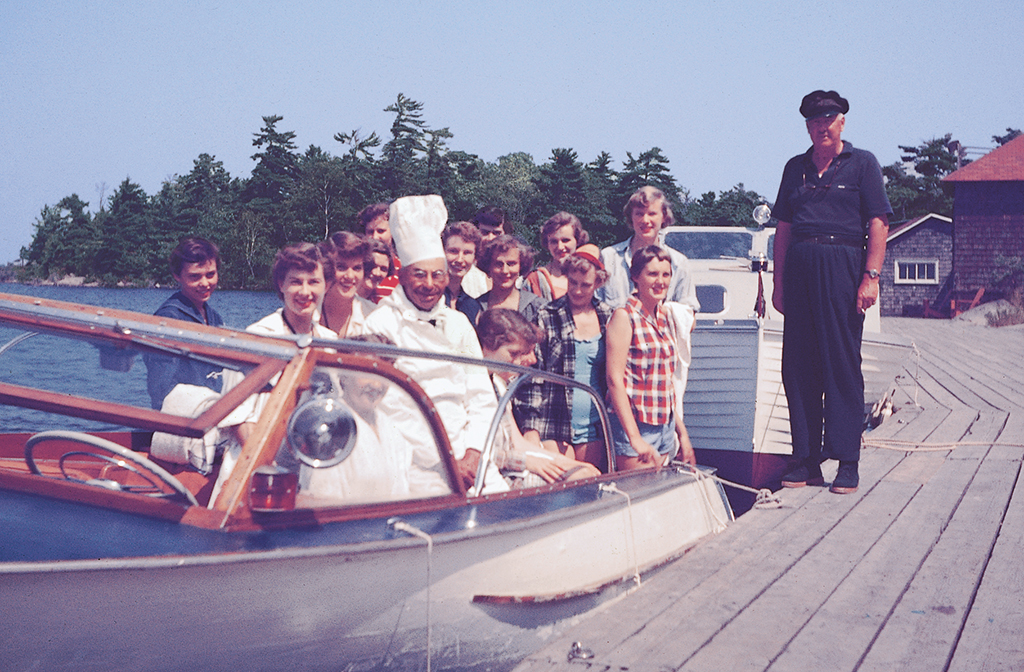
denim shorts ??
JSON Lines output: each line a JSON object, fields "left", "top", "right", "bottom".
{"left": 609, "top": 411, "right": 678, "bottom": 459}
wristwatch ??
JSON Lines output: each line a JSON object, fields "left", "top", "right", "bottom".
{"left": 864, "top": 269, "right": 880, "bottom": 279}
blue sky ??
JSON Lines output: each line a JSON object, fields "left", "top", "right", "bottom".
{"left": 2, "top": 0, "right": 1021, "bottom": 264}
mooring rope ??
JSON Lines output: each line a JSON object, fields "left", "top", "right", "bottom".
{"left": 675, "top": 462, "right": 783, "bottom": 511}
{"left": 598, "top": 482, "right": 642, "bottom": 587}
{"left": 684, "top": 466, "right": 731, "bottom": 531}
{"left": 863, "top": 437, "right": 1024, "bottom": 452}
{"left": 390, "top": 520, "right": 434, "bottom": 672}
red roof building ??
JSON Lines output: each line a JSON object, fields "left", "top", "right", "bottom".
{"left": 942, "top": 135, "right": 1024, "bottom": 299}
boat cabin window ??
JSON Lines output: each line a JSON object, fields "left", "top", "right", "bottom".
{"left": 695, "top": 285, "right": 728, "bottom": 314}
{"left": 663, "top": 230, "right": 754, "bottom": 260}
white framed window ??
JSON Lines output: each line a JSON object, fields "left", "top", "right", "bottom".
{"left": 895, "top": 259, "right": 939, "bottom": 284}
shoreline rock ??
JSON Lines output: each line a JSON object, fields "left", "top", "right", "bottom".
{"left": 954, "top": 298, "right": 1024, "bottom": 327}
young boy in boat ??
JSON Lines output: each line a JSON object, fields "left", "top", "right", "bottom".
{"left": 145, "top": 236, "right": 225, "bottom": 410}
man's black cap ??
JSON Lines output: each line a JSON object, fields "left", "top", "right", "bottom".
{"left": 800, "top": 90, "right": 849, "bottom": 119}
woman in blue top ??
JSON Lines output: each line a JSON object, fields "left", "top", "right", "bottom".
{"left": 520, "top": 244, "right": 613, "bottom": 472}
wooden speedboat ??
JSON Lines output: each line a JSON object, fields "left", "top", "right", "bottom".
{"left": 0, "top": 291, "right": 732, "bottom": 672}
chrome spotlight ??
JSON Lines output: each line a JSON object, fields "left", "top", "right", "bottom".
{"left": 286, "top": 396, "right": 357, "bottom": 468}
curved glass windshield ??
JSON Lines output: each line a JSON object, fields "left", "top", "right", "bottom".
{"left": 0, "top": 326, "right": 258, "bottom": 433}
{"left": 289, "top": 365, "right": 453, "bottom": 507}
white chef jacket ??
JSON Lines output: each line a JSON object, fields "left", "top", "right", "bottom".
{"left": 299, "top": 406, "right": 411, "bottom": 503}
{"left": 364, "top": 285, "right": 507, "bottom": 495}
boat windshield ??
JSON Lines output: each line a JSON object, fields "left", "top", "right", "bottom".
{"left": 0, "top": 324, "right": 262, "bottom": 433}
{"left": 286, "top": 361, "right": 454, "bottom": 506}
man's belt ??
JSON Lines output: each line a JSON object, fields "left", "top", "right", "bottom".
{"left": 793, "top": 233, "right": 864, "bottom": 248}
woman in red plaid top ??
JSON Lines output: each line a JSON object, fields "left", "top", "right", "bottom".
{"left": 605, "top": 245, "right": 696, "bottom": 471}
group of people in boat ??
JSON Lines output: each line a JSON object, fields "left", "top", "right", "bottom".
{"left": 147, "top": 185, "right": 701, "bottom": 504}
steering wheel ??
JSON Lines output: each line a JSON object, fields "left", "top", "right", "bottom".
{"left": 25, "top": 430, "right": 199, "bottom": 506}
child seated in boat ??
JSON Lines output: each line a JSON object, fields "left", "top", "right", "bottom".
{"left": 145, "top": 237, "right": 225, "bottom": 410}
{"left": 477, "top": 308, "right": 600, "bottom": 488}
{"left": 298, "top": 335, "right": 412, "bottom": 504}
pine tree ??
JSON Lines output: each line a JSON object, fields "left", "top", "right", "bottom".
{"left": 244, "top": 115, "right": 300, "bottom": 247}
{"left": 95, "top": 178, "right": 152, "bottom": 282}
{"left": 617, "top": 148, "right": 684, "bottom": 220}
{"left": 381, "top": 94, "right": 427, "bottom": 198}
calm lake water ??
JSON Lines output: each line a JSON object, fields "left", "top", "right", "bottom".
{"left": 0, "top": 283, "right": 281, "bottom": 328}
{"left": 0, "top": 284, "right": 281, "bottom": 433}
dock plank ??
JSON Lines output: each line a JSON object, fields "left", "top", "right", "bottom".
{"left": 856, "top": 450, "right": 1020, "bottom": 672}
{"left": 517, "top": 450, "right": 904, "bottom": 672}
{"left": 915, "top": 346, "right": 1019, "bottom": 411}
{"left": 901, "top": 350, "right": 994, "bottom": 411}
{"left": 767, "top": 413, "right": 1007, "bottom": 672}
{"left": 947, "top": 410, "right": 1010, "bottom": 461}
{"left": 668, "top": 476, "right": 917, "bottom": 672}
{"left": 947, "top": 447, "right": 1024, "bottom": 672}
{"left": 984, "top": 410, "right": 1024, "bottom": 462}
{"left": 512, "top": 318, "right": 1024, "bottom": 672}
{"left": 887, "top": 320, "right": 1024, "bottom": 411}
{"left": 513, "top": 485, "right": 824, "bottom": 671}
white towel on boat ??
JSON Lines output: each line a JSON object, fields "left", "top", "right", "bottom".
{"left": 150, "top": 384, "right": 222, "bottom": 474}
{"left": 665, "top": 301, "right": 695, "bottom": 420}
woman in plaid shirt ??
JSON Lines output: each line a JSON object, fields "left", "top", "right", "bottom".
{"left": 520, "top": 244, "right": 614, "bottom": 472}
{"left": 606, "top": 246, "right": 696, "bottom": 471}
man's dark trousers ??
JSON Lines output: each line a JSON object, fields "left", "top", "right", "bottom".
{"left": 781, "top": 240, "right": 865, "bottom": 463}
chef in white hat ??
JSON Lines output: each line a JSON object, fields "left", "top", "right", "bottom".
{"left": 364, "top": 195, "right": 507, "bottom": 496}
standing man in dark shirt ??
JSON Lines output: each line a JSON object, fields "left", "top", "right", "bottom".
{"left": 771, "top": 91, "right": 892, "bottom": 494}
{"left": 146, "top": 237, "right": 226, "bottom": 409}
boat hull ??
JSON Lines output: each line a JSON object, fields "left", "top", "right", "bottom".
{"left": 0, "top": 468, "right": 731, "bottom": 672}
{"left": 685, "top": 319, "right": 912, "bottom": 511}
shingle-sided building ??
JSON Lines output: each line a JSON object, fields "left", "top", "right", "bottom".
{"left": 942, "top": 134, "right": 1024, "bottom": 298}
{"left": 881, "top": 213, "right": 953, "bottom": 316}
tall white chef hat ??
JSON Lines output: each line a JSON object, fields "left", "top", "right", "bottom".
{"left": 388, "top": 195, "right": 448, "bottom": 267}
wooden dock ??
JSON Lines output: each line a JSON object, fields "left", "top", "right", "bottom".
{"left": 514, "top": 317, "right": 1024, "bottom": 672}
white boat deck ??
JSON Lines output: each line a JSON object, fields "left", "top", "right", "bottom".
{"left": 514, "top": 317, "right": 1024, "bottom": 672}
